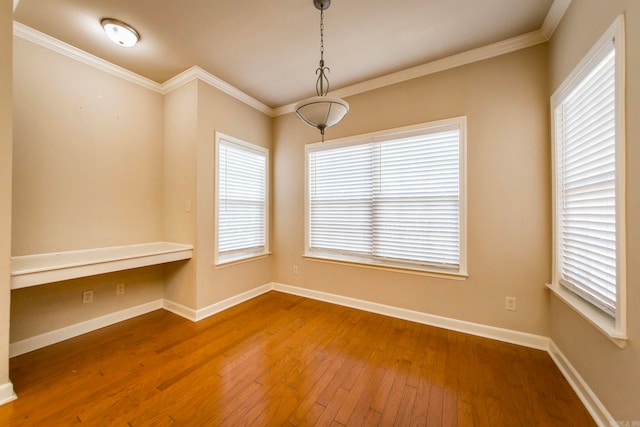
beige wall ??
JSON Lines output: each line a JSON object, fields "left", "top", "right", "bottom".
{"left": 162, "top": 79, "right": 274, "bottom": 311}
{"left": 10, "top": 266, "right": 164, "bottom": 342}
{"left": 10, "top": 32, "right": 274, "bottom": 343}
{"left": 274, "top": 44, "right": 551, "bottom": 336}
{"left": 0, "top": 1, "right": 14, "bottom": 391}
{"left": 10, "top": 37, "right": 166, "bottom": 341}
{"left": 548, "top": 0, "right": 640, "bottom": 420}
{"left": 8, "top": 1, "right": 638, "bottom": 419}
{"left": 194, "top": 81, "right": 273, "bottom": 308}
{"left": 163, "top": 81, "right": 198, "bottom": 308}
{"left": 12, "top": 39, "right": 165, "bottom": 256}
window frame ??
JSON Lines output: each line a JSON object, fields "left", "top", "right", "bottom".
{"left": 549, "top": 15, "right": 626, "bottom": 346}
{"left": 214, "top": 132, "right": 270, "bottom": 266}
{"left": 304, "top": 117, "right": 467, "bottom": 278}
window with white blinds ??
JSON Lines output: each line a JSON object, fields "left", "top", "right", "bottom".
{"left": 306, "top": 117, "right": 466, "bottom": 275}
{"left": 551, "top": 16, "right": 626, "bottom": 334}
{"left": 215, "top": 133, "right": 268, "bottom": 264}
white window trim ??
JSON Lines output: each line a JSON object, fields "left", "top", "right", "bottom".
{"left": 214, "top": 132, "right": 270, "bottom": 266}
{"left": 549, "top": 15, "right": 626, "bottom": 347}
{"left": 304, "top": 117, "right": 467, "bottom": 278}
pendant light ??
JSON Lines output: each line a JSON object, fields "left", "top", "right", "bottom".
{"left": 295, "top": 0, "right": 349, "bottom": 141}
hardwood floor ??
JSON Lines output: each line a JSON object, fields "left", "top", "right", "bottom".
{"left": 0, "top": 291, "right": 595, "bottom": 426}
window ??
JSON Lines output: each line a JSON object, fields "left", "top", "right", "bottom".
{"left": 550, "top": 16, "right": 626, "bottom": 342}
{"left": 306, "top": 117, "right": 467, "bottom": 276}
{"left": 215, "top": 133, "right": 269, "bottom": 264}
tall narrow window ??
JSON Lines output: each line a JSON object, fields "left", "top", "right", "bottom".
{"left": 306, "top": 117, "right": 467, "bottom": 276}
{"left": 551, "top": 16, "right": 626, "bottom": 341}
{"left": 215, "top": 133, "right": 269, "bottom": 264}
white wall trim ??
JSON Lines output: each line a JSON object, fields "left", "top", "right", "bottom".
{"left": 194, "top": 284, "right": 272, "bottom": 321}
{"left": 330, "top": 30, "right": 547, "bottom": 103}
{"left": 157, "top": 66, "right": 200, "bottom": 95}
{"left": 6, "top": 282, "right": 610, "bottom": 427}
{"left": 12, "top": 22, "right": 162, "bottom": 93}
{"left": 9, "top": 283, "right": 550, "bottom": 356}
{"left": 162, "top": 299, "right": 198, "bottom": 322}
{"left": 14, "top": 0, "right": 570, "bottom": 118}
{"left": 273, "top": 283, "right": 609, "bottom": 426}
{"left": 12, "top": 22, "right": 272, "bottom": 116}
{"left": 161, "top": 66, "right": 273, "bottom": 117}
{"left": 13, "top": 0, "right": 20, "bottom": 12}
{"left": 541, "top": 0, "right": 573, "bottom": 39}
{"left": 272, "top": 283, "right": 550, "bottom": 350}
{"left": 273, "top": 30, "right": 548, "bottom": 117}
{"left": 9, "top": 299, "right": 164, "bottom": 358}
{"left": 164, "top": 284, "right": 273, "bottom": 322}
{"left": 0, "top": 382, "right": 17, "bottom": 405}
{"left": 548, "top": 340, "right": 616, "bottom": 427}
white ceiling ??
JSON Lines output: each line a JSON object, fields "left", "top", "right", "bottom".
{"left": 14, "top": 0, "right": 557, "bottom": 108}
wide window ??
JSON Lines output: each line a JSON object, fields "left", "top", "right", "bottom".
{"left": 550, "top": 16, "right": 626, "bottom": 342}
{"left": 306, "top": 117, "right": 467, "bottom": 276}
{"left": 215, "top": 133, "right": 269, "bottom": 264}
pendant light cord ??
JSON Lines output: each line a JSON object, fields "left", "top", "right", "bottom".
{"left": 320, "top": 9, "right": 324, "bottom": 64}
{"left": 316, "top": 8, "right": 330, "bottom": 97}
{"left": 295, "top": 0, "right": 348, "bottom": 143}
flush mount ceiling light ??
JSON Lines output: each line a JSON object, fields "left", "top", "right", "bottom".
{"left": 295, "top": 0, "right": 349, "bottom": 142}
{"left": 101, "top": 18, "right": 139, "bottom": 48}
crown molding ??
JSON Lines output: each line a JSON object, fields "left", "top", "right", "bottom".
{"left": 13, "top": 22, "right": 274, "bottom": 116}
{"left": 276, "top": 0, "right": 570, "bottom": 116}
{"left": 161, "top": 66, "right": 273, "bottom": 116}
{"left": 541, "top": 0, "right": 572, "bottom": 39}
{"left": 274, "top": 29, "right": 548, "bottom": 116}
{"left": 159, "top": 66, "right": 200, "bottom": 94}
{"left": 13, "top": 22, "right": 163, "bottom": 93}
{"left": 14, "top": 0, "right": 570, "bottom": 118}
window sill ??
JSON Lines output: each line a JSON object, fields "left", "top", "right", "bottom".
{"left": 215, "top": 252, "right": 271, "bottom": 268}
{"left": 546, "top": 283, "right": 627, "bottom": 348}
{"left": 304, "top": 253, "right": 467, "bottom": 280}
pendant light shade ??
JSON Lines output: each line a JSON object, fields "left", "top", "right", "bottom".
{"left": 295, "top": 96, "right": 349, "bottom": 134}
{"left": 295, "top": 0, "right": 348, "bottom": 141}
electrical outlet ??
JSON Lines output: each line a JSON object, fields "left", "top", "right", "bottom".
{"left": 505, "top": 296, "right": 516, "bottom": 311}
{"left": 185, "top": 200, "right": 191, "bottom": 212}
{"left": 293, "top": 265, "right": 299, "bottom": 275}
{"left": 82, "top": 290, "right": 94, "bottom": 304}
{"left": 116, "top": 283, "right": 125, "bottom": 295}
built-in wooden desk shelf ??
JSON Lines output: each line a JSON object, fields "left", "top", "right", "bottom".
{"left": 10, "top": 242, "right": 193, "bottom": 290}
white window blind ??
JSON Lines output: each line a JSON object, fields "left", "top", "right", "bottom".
{"left": 307, "top": 119, "right": 465, "bottom": 274}
{"left": 216, "top": 134, "right": 268, "bottom": 264}
{"left": 555, "top": 44, "right": 618, "bottom": 316}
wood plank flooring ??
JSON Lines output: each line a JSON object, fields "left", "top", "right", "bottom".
{"left": 0, "top": 291, "right": 595, "bottom": 426}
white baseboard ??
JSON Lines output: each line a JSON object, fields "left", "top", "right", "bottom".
{"left": 164, "top": 284, "right": 272, "bottom": 322}
{"left": 6, "top": 281, "right": 610, "bottom": 427}
{"left": 9, "top": 285, "right": 274, "bottom": 358}
{"left": 272, "top": 283, "right": 550, "bottom": 350}
{"left": 548, "top": 340, "right": 616, "bottom": 427}
{"left": 9, "top": 299, "right": 164, "bottom": 358}
{"left": 194, "top": 284, "right": 272, "bottom": 321}
{"left": 273, "top": 283, "right": 613, "bottom": 426}
{"left": 0, "top": 382, "right": 16, "bottom": 405}
{"left": 9, "top": 282, "right": 547, "bottom": 357}
{"left": 162, "top": 299, "right": 198, "bottom": 321}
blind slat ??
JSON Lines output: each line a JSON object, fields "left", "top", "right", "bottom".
{"left": 217, "top": 138, "right": 267, "bottom": 261}
{"left": 556, "top": 46, "right": 617, "bottom": 316}
{"left": 308, "top": 126, "right": 461, "bottom": 269}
